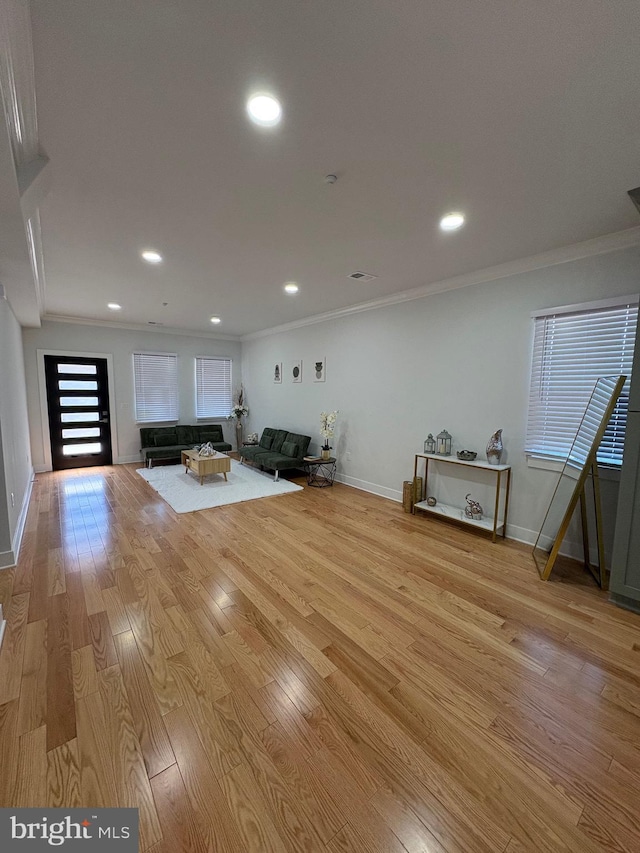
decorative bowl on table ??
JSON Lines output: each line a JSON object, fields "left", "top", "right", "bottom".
{"left": 457, "top": 450, "right": 477, "bottom": 461}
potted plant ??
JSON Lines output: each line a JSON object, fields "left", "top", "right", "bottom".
{"left": 228, "top": 387, "right": 249, "bottom": 450}
{"left": 320, "top": 410, "right": 338, "bottom": 460}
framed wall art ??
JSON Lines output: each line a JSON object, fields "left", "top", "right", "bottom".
{"left": 291, "top": 360, "right": 302, "bottom": 383}
{"left": 273, "top": 363, "right": 282, "bottom": 383}
{"left": 313, "top": 358, "right": 326, "bottom": 382}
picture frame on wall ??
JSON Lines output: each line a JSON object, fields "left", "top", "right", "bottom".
{"left": 292, "top": 360, "right": 302, "bottom": 383}
{"left": 313, "top": 357, "right": 326, "bottom": 382}
{"left": 273, "top": 363, "right": 282, "bottom": 383}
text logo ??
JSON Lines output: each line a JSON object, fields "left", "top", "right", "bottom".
{"left": 0, "top": 809, "right": 138, "bottom": 850}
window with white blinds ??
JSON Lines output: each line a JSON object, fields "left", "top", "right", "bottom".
{"left": 195, "top": 356, "right": 232, "bottom": 419}
{"left": 133, "top": 352, "right": 179, "bottom": 423}
{"left": 526, "top": 297, "right": 638, "bottom": 466}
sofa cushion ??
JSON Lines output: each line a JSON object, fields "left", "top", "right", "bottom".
{"left": 155, "top": 433, "right": 178, "bottom": 446}
{"left": 145, "top": 445, "right": 183, "bottom": 459}
{"left": 271, "top": 429, "right": 289, "bottom": 452}
{"left": 284, "top": 431, "right": 311, "bottom": 457}
{"left": 258, "top": 452, "right": 305, "bottom": 472}
{"left": 260, "top": 434, "right": 273, "bottom": 449}
{"left": 197, "top": 424, "right": 224, "bottom": 443}
{"left": 201, "top": 429, "right": 224, "bottom": 444}
{"left": 238, "top": 445, "right": 266, "bottom": 461}
{"left": 176, "top": 425, "right": 194, "bottom": 445}
{"left": 281, "top": 440, "right": 298, "bottom": 458}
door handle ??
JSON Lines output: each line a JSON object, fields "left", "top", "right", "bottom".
{"left": 100, "top": 418, "right": 109, "bottom": 424}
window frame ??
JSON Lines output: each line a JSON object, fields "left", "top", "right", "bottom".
{"left": 195, "top": 355, "right": 233, "bottom": 420}
{"left": 133, "top": 351, "right": 179, "bottom": 424}
{"left": 526, "top": 295, "right": 638, "bottom": 469}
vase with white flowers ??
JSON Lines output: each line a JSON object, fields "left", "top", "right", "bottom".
{"left": 228, "top": 387, "right": 249, "bottom": 450}
{"left": 320, "top": 410, "right": 338, "bottom": 460}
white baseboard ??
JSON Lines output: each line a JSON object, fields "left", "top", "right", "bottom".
{"left": 33, "top": 463, "right": 51, "bottom": 473}
{"left": 334, "top": 472, "right": 403, "bottom": 503}
{"left": 0, "top": 471, "right": 34, "bottom": 569}
{"left": 11, "top": 470, "right": 34, "bottom": 565}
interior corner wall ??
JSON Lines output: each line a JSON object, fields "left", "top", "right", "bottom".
{"left": 241, "top": 245, "right": 640, "bottom": 555}
{"left": 0, "top": 296, "right": 33, "bottom": 568}
{"left": 21, "top": 321, "right": 243, "bottom": 470}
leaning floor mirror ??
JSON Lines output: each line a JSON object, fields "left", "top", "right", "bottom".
{"left": 533, "top": 375, "right": 627, "bottom": 586}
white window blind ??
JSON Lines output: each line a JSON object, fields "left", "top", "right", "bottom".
{"left": 133, "top": 352, "right": 178, "bottom": 423}
{"left": 195, "top": 356, "right": 232, "bottom": 418}
{"left": 526, "top": 298, "right": 638, "bottom": 466}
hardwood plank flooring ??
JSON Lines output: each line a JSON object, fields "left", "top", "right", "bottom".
{"left": 0, "top": 464, "right": 639, "bottom": 851}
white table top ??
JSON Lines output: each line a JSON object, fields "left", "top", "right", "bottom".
{"left": 415, "top": 452, "right": 510, "bottom": 472}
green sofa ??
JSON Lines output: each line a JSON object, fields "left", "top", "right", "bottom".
{"left": 140, "top": 424, "right": 232, "bottom": 467}
{"left": 238, "top": 427, "right": 311, "bottom": 481}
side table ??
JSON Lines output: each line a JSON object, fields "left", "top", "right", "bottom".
{"left": 304, "top": 457, "right": 337, "bottom": 488}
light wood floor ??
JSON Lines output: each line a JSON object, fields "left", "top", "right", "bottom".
{"left": 1, "top": 464, "right": 639, "bottom": 852}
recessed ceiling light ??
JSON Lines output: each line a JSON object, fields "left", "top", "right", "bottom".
{"left": 210, "top": 316, "right": 221, "bottom": 324}
{"left": 284, "top": 282, "right": 299, "bottom": 294}
{"left": 247, "top": 94, "right": 282, "bottom": 127}
{"left": 141, "top": 250, "right": 163, "bottom": 264}
{"left": 439, "top": 212, "right": 465, "bottom": 232}
{"left": 107, "top": 302, "right": 121, "bottom": 310}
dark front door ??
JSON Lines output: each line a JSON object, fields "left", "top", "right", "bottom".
{"left": 44, "top": 355, "right": 113, "bottom": 470}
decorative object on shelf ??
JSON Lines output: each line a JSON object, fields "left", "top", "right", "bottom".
{"left": 413, "top": 476, "right": 422, "bottom": 504}
{"left": 464, "top": 493, "right": 483, "bottom": 520}
{"left": 486, "top": 428, "right": 503, "bottom": 465}
{"left": 292, "top": 360, "right": 302, "bottom": 382}
{"left": 424, "top": 433, "right": 436, "bottom": 454}
{"left": 320, "top": 409, "right": 338, "bottom": 461}
{"left": 402, "top": 481, "right": 414, "bottom": 513}
{"left": 436, "top": 429, "right": 452, "bottom": 456}
{"left": 314, "top": 357, "right": 326, "bottom": 382}
{"left": 228, "top": 386, "right": 249, "bottom": 450}
{"left": 426, "top": 496, "right": 437, "bottom": 507}
{"left": 198, "top": 442, "right": 216, "bottom": 457}
{"left": 274, "top": 363, "right": 282, "bottom": 383}
{"left": 457, "top": 450, "right": 477, "bottom": 461}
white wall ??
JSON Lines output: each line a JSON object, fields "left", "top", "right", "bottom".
{"left": 242, "top": 246, "right": 640, "bottom": 553}
{"left": 0, "top": 296, "right": 33, "bottom": 567}
{"left": 22, "top": 321, "right": 242, "bottom": 470}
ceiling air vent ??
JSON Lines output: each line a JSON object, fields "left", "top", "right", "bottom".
{"left": 348, "top": 271, "right": 377, "bottom": 282}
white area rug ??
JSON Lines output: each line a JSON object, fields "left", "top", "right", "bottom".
{"left": 137, "top": 459, "right": 302, "bottom": 513}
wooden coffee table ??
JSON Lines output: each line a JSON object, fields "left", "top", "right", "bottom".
{"left": 181, "top": 449, "right": 231, "bottom": 485}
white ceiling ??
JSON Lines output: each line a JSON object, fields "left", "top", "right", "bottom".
{"left": 29, "top": 0, "right": 640, "bottom": 337}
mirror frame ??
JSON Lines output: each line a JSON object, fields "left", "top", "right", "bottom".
{"left": 533, "top": 375, "right": 626, "bottom": 584}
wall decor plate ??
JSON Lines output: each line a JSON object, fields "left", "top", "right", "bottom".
{"left": 313, "top": 357, "right": 326, "bottom": 382}
{"left": 292, "top": 360, "right": 302, "bottom": 382}
{"left": 273, "top": 362, "right": 282, "bottom": 383}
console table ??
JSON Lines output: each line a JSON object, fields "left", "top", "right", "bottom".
{"left": 412, "top": 453, "right": 511, "bottom": 542}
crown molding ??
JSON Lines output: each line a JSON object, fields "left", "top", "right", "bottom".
{"left": 41, "top": 314, "right": 241, "bottom": 342}
{"left": 242, "top": 226, "right": 640, "bottom": 341}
